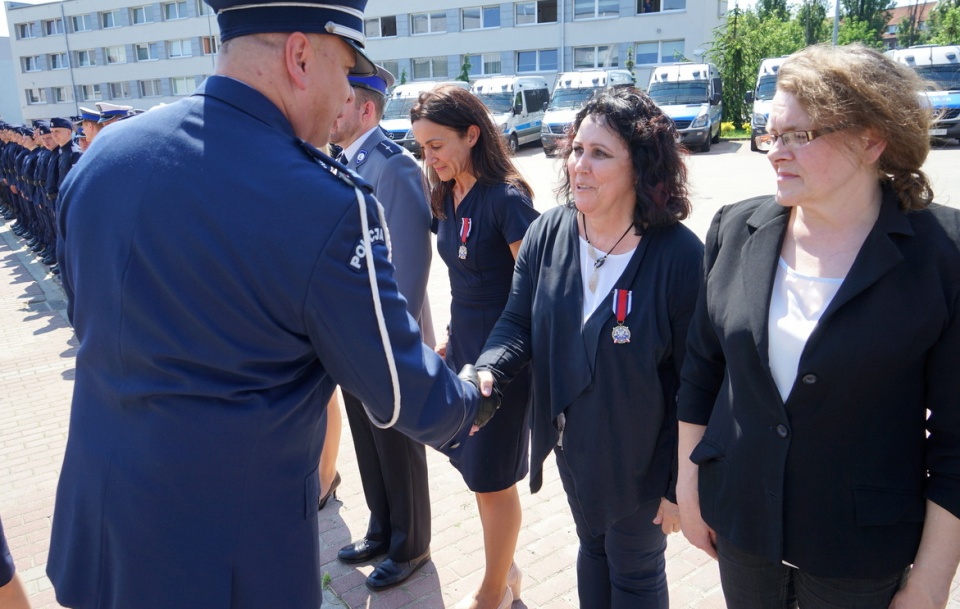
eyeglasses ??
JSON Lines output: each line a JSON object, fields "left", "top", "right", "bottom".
{"left": 755, "top": 126, "right": 844, "bottom": 152}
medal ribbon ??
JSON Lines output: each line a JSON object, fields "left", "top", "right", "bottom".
{"left": 612, "top": 289, "right": 632, "bottom": 324}
{"left": 459, "top": 218, "right": 472, "bottom": 247}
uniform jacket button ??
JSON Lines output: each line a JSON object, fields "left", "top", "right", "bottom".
{"left": 776, "top": 424, "right": 789, "bottom": 438}
{"left": 801, "top": 373, "right": 817, "bottom": 384}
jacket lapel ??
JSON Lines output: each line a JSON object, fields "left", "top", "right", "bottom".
{"left": 740, "top": 201, "right": 790, "bottom": 365}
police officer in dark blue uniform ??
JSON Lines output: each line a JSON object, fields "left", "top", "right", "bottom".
{"left": 48, "top": 2, "right": 499, "bottom": 608}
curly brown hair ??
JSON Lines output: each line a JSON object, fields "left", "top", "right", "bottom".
{"left": 556, "top": 86, "right": 690, "bottom": 234}
{"left": 776, "top": 44, "right": 935, "bottom": 210}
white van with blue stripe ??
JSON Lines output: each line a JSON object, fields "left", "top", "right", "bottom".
{"left": 647, "top": 62, "right": 723, "bottom": 153}
{"left": 886, "top": 45, "right": 960, "bottom": 144}
{"left": 471, "top": 76, "right": 550, "bottom": 154}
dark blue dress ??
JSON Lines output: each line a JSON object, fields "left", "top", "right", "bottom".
{"left": 437, "top": 181, "right": 539, "bottom": 492}
{"left": 0, "top": 515, "right": 14, "bottom": 586}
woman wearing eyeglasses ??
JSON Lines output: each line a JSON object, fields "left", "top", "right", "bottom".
{"left": 676, "top": 44, "right": 960, "bottom": 609}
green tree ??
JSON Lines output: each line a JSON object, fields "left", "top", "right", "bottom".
{"left": 399, "top": 68, "right": 407, "bottom": 85}
{"left": 837, "top": 15, "right": 886, "bottom": 47}
{"left": 796, "top": 0, "right": 831, "bottom": 45}
{"left": 896, "top": 1, "right": 930, "bottom": 48}
{"left": 757, "top": 0, "right": 789, "bottom": 21}
{"left": 456, "top": 56, "right": 472, "bottom": 83}
{"left": 840, "top": 0, "right": 894, "bottom": 41}
{"left": 927, "top": 1, "right": 960, "bottom": 44}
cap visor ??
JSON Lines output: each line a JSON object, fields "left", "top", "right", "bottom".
{"left": 346, "top": 39, "right": 376, "bottom": 77}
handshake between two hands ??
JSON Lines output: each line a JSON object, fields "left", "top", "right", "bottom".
{"left": 458, "top": 364, "right": 500, "bottom": 434}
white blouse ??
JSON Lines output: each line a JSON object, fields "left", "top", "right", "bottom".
{"left": 768, "top": 257, "right": 844, "bottom": 402}
{"left": 579, "top": 236, "right": 635, "bottom": 325}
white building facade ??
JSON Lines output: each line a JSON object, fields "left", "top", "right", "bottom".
{"left": 363, "top": 0, "right": 727, "bottom": 90}
{"left": 5, "top": 0, "right": 727, "bottom": 122}
{"left": 5, "top": 0, "right": 219, "bottom": 121}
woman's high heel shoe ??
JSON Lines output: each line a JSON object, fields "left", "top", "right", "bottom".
{"left": 455, "top": 586, "right": 513, "bottom": 609}
{"left": 318, "top": 471, "right": 341, "bottom": 511}
{"left": 507, "top": 562, "right": 522, "bottom": 600}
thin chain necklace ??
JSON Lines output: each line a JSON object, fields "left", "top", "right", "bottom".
{"left": 582, "top": 212, "right": 634, "bottom": 293}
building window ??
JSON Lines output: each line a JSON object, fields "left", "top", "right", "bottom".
{"left": 49, "top": 52, "right": 69, "bottom": 69}
{"left": 515, "top": 1, "right": 558, "bottom": 25}
{"left": 462, "top": 6, "right": 501, "bottom": 30}
{"left": 79, "top": 84, "right": 102, "bottom": 102}
{"left": 105, "top": 46, "right": 126, "bottom": 64}
{"left": 21, "top": 56, "right": 41, "bottom": 73}
{"left": 574, "top": 0, "right": 620, "bottom": 19}
{"left": 131, "top": 6, "right": 154, "bottom": 24}
{"left": 53, "top": 86, "right": 71, "bottom": 102}
{"left": 662, "top": 0, "right": 686, "bottom": 10}
{"left": 163, "top": 1, "right": 188, "bottom": 20}
{"left": 197, "top": 0, "right": 213, "bottom": 15}
{"left": 70, "top": 14, "right": 94, "bottom": 32}
{"left": 412, "top": 56, "right": 448, "bottom": 79}
{"left": 379, "top": 59, "right": 400, "bottom": 79}
{"left": 634, "top": 39, "right": 685, "bottom": 64}
{"left": 26, "top": 88, "right": 46, "bottom": 104}
{"left": 411, "top": 11, "right": 447, "bottom": 35}
{"left": 109, "top": 82, "right": 132, "bottom": 98}
{"left": 167, "top": 39, "right": 193, "bottom": 58}
{"left": 463, "top": 53, "right": 502, "bottom": 77}
{"left": 100, "top": 10, "right": 123, "bottom": 28}
{"left": 135, "top": 43, "right": 157, "bottom": 61}
{"left": 364, "top": 15, "right": 397, "bottom": 38}
{"left": 43, "top": 18, "right": 64, "bottom": 35}
{"left": 76, "top": 49, "right": 97, "bottom": 67}
{"left": 16, "top": 22, "right": 36, "bottom": 39}
{"left": 573, "top": 45, "right": 619, "bottom": 68}
{"left": 139, "top": 79, "right": 163, "bottom": 97}
{"left": 172, "top": 76, "right": 194, "bottom": 95}
{"left": 201, "top": 36, "right": 219, "bottom": 55}
{"left": 517, "top": 48, "right": 558, "bottom": 72}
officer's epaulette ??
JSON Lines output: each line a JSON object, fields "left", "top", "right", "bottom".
{"left": 297, "top": 138, "right": 373, "bottom": 195}
{"left": 375, "top": 139, "right": 402, "bottom": 159}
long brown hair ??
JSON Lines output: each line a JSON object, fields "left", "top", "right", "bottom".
{"left": 410, "top": 84, "right": 532, "bottom": 218}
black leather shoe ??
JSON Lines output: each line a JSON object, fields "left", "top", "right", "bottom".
{"left": 318, "top": 471, "right": 341, "bottom": 511}
{"left": 365, "top": 550, "right": 431, "bottom": 591}
{"left": 338, "top": 538, "right": 389, "bottom": 564}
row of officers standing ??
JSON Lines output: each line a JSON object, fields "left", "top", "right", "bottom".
{"left": 0, "top": 102, "right": 135, "bottom": 273}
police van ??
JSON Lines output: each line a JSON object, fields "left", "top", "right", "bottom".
{"left": 471, "top": 76, "right": 550, "bottom": 154}
{"left": 380, "top": 80, "right": 470, "bottom": 156}
{"left": 647, "top": 62, "right": 723, "bottom": 152}
{"left": 540, "top": 69, "right": 635, "bottom": 156}
{"left": 886, "top": 45, "right": 960, "bottom": 144}
{"left": 744, "top": 57, "right": 787, "bottom": 152}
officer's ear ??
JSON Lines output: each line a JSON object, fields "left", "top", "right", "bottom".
{"left": 284, "top": 32, "right": 313, "bottom": 90}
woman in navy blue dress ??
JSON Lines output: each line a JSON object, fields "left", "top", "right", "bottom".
{"left": 412, "top": 85, "right": 539, "bottom": 609}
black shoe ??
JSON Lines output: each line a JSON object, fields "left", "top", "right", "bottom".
{"left": 338, "top": 538, "right": 389, "bottom": 564}
{"left": 25, "top": 237, "right": 38, "bottom": 247}
{"left": 41, "top": 254, "right": 56, "bottom": 265}
{"left": 50, "top": 265, "right": 59, "bottom": 275}
{"left": 318, "top": 471, "right": 341, "bottom": 511}
{"left": 365, "top": 550, "right": 431, "bottom": 591}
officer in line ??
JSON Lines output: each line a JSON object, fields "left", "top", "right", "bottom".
{"left": 95, "top": 102, "right": 132, "bottom": 130}
{"left": 0, "top": 124, "right": 15, "bottom": 220}
{"left": 12, "top": 128, "right": 41, "bottom": 251}
{"left": 31, "top": 121, "right": 59, "bottom": 267}
{"left": 49, "top": 1, "right": 499, "bottom": 608}
{"left": 329, "top": 65, "right": 437, "bottom": 590}
{"left": 77, "top": 107, "right": 101, "bottom": 145}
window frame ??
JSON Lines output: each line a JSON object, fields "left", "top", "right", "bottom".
{"left": 79, "top": 84, "right": 102, "bottom": 102}
{"left": 16, "top": 22, "right": 36, "bottom": 39}
{"left": 167, "top": 39, "right": 193, "bottom": 58}
{"left": 171, "top": 76, "right": 194, "bottom": 96}
{"left": 163, "top": 1, "right": 188, "bottom": 20}
{"left": 364, "top": 15, "right": 398, "bottom": 38}
{"left": 633, "top": 39, "right": 686, "bottom": 65}
{"left": 43, "top": 18, "right": 64, "bottom": 35}
{"left": 100, "top": 9, "right": 123, "bottom": 29}
{"left": 135, "top": 43, "right": 158, "bottom": 62}
{"left": 573, "top": 0, "right": 620, "bottom": 20}
{"left": 573, "top": 44, "right": 619, "bottom": 69}
{"left": 26, "top": 88, "right": 47, "bottom": 105}
{"left": 410, "top": 11, "right": 447, "bottom": 35}
{"left": 201, "top": 36, "right": 220, "bottom": 55}
{"left": 462, "top": 5, "right": 501, "bottom": 30}
{"left": 463, "top": 52, "right": 502, "bottom": 77}
{"left": 53, "top": 86, "right": 71, "bottom": 103}
{"left": 516, "top": 48, "right": 559, "bottom": 73}
{"left": 49, "top": 52, "right": 69, "bottom": 70}
{"left": 412, "top": 55, "right": 449, "bottom": 80}
{"left": 70, "top": 14, "right": 94, "bottom": 32}
{"left": 515, "top": 0, "right": 558, "bottom": 26}
{"left": 139, "top": 79, "right": 163, "bottom": 97}
{"left": 131, "top": 6, "right": 154, "bottom": 24}
{"left": 109, "top": 81, "right": 132, "bottom": 99}
{"left": 76, "top": 49, "right": 97, "bottom": 68}
{"left": 21, "top": 56, "right": 41, "bottom": 73}
{"left": 104, "top": 46, "right": 127, "bottom": 64}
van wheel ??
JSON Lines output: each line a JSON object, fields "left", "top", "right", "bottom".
{"left": 711, "top": 126, "right": 721, "bottom": 144}
{"left": 508, "top": 134, "right": 519, "bottom": 155}
{"left": 750, "top": 138, "right": 759, "bottom": 152}
{"left": 700, "top": 137, "right": 711, "bottom": 153}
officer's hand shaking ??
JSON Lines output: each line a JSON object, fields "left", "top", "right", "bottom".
{"left": 458, "top": 365, "right": 500, "bottom": 435}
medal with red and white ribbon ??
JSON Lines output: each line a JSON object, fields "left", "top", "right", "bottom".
{"left": 458, "top": 217, "right": 472, "bottom": 260}
{"left": 611, "top": 289, "right": 632, "bottom": 344}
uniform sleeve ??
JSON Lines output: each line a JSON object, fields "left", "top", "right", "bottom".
{"left": 492, "top": 184, "right": 540, "bottom": 245}
{"left": 925, "top": 276, "right": 960, "bottom": 520}
{"left": 374, "top": 154, "right": 431, "bottom": 318}
{"left": 475, "top": 215, "right": 541, "bottom": 384}
{"left": 302, "top": 187, "right": 478, "bottom": 456}
{"left": 677, "top": 206, "right": 728, "bottom": 426}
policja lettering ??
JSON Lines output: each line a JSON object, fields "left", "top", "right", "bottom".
{"left": 349, "top": 226, "right": 386, "bottom": 270}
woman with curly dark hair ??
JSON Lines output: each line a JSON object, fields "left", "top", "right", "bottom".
{"left": 474, "top": 86, "right": 703, "bottom": 608}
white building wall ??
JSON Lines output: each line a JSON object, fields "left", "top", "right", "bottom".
{"left": 5, "top": 0, "right": 218, "bottom": 121}
{"left": 363, "top": 0, "right": 727, "bottom": 90}
{"left": 0, "top": 37, "right": 24, "bottom": 122}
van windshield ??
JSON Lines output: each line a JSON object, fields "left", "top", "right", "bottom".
{"left": 476, "top": 92, "right": 515, "bottom": 113}
{"left": 755, "top": 74, "right": 777, "bottom": 101}
{"left": 382, "top": 97, "right": 418, "bottom": 120}
{"left": 913, "top": 65, "right": 960, "bottom": 92}
{"left": 648, "top": 82, "right": 711, "bottom": 105}
{"left": 548, "top": 87, "right": 600, "bottom": 110}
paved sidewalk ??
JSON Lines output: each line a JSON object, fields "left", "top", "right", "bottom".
{"left": 2, "top": 208, "right": 959, "bottom": 608}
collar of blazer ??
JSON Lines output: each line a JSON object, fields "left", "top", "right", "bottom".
{"left": 738, "top": 184, "right": 914, "bottom": 369}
